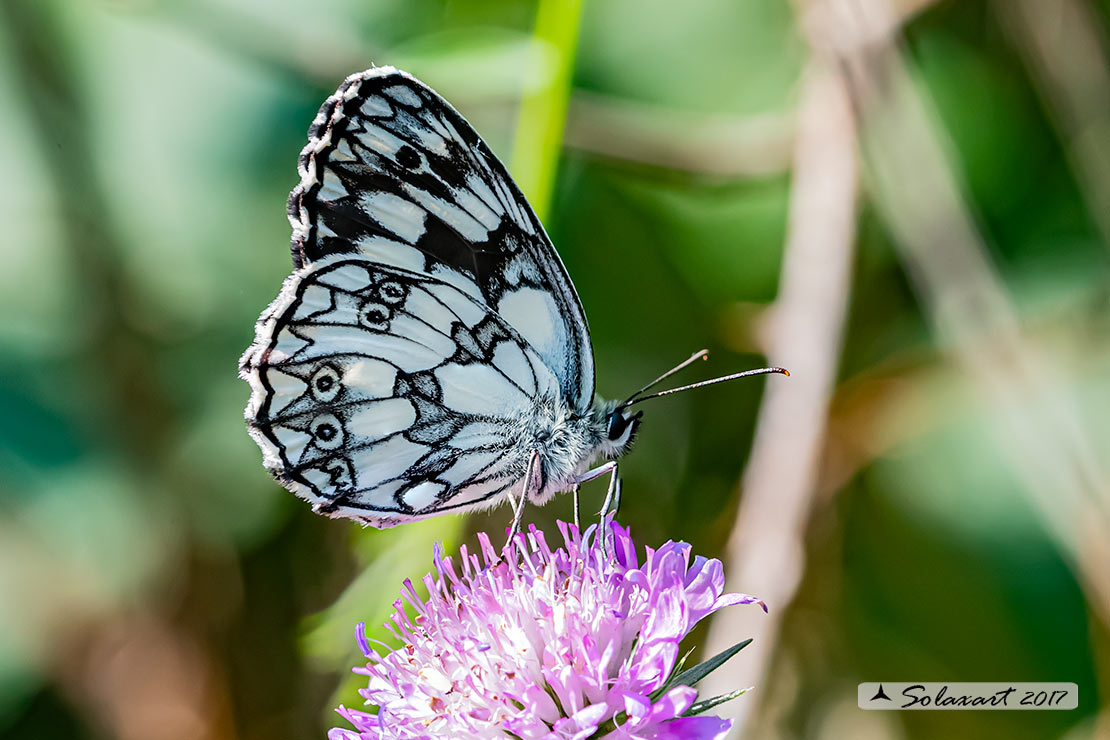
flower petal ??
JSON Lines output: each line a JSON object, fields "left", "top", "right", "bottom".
{"left": 641, "top": 716, "right": 733, "bottom": 740}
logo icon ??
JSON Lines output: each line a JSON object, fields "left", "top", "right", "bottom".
{"left": 870, "top": 684, "right": 892, "bottom": 702}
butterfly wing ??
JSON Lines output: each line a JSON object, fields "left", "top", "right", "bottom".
{"left": 288, "top": 66, "right": 594, "bottom": 412}
{"left": 242, "top": 254, "right": 563, "bottom": 527}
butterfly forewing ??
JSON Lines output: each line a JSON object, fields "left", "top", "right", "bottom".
{"left": 244, "top": 254, "right": 563, "bottom": 526}
{"left": 288, "top": 67, "right": 594, "bottom": 411}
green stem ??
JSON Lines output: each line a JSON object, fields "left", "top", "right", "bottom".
{"left": 509, "top": 0, "right": 586, "bottom": 220}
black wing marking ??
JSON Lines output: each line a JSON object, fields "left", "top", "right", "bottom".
{"left": 287, "top": 66, "right": 594, "bottom": 412}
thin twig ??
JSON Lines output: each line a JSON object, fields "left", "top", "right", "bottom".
{"left": 564, "top": 92, "right": 794, "bottom": 177}
{"left": 999, "top": 0, "right": 1110, "bottom": 254}
{"left": 699, "top": 60, "right": 859, "bottom": 738}
{"left": 829, "top": 0, "right": 1110, "bottom": 622}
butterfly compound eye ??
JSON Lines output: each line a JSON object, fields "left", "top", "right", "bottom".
{"left": 606, "top": 411, "right": 629, "bottom": 441}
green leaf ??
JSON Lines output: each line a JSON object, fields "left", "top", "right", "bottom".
{"left": 684, "top": 687, "right": 750, "bottom": 716}
{"left": 672, "top": 645, "right": 697, "bottom": 680}
{"left": 657, "top": 638, "right": 752, "bottom": 695}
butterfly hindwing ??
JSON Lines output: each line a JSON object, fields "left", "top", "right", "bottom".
{"left": 287, "top": 66, "right": 594, "bottom": 413}
{"left": 242, "top": 254, "right": 562, "bottom": 525}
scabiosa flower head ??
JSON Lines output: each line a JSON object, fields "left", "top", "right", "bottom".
{"left": 330, "top": 521, "right": 765, "bottom": 740}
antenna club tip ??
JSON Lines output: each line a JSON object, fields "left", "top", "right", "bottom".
{"left": 779, "top": 368, "right": 790, "bottom": 377}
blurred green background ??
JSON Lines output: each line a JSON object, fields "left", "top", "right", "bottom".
{"left": 1, "top": 0, "right": 1108, "bottom": 738}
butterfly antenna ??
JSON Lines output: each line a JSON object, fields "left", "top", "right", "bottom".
{"left": 621, "top": 366, "right": 789, "bottom": 409}
{"left": 623, "top": 349, "right": 710, "bottom": 405}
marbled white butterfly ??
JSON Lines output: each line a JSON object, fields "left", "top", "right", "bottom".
{"left": 240, "top": 66, "right": 786, "bottom": 532}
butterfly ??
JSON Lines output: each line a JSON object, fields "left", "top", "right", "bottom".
{"left": 240, "top": 66, "right": 786, "bottom": 533}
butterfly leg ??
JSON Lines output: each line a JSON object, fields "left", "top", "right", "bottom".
{"left": 575, "top": 460, "right": 618, "bottom": 486}
{"left": 572, "top": 484, "right": 581, "bottom": 529}
{"left": 599, "top": 468, "right": 621, "bottom": 557}
{"left": 573, "top": 461, "right": 620, "bottom": 555}
{"left": 504, "top": 450, "right": 542, "bottom": 554}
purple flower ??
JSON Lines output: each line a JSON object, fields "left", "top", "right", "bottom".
{"left": 330, "top": 521, "right": 765, "bottom": 740}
